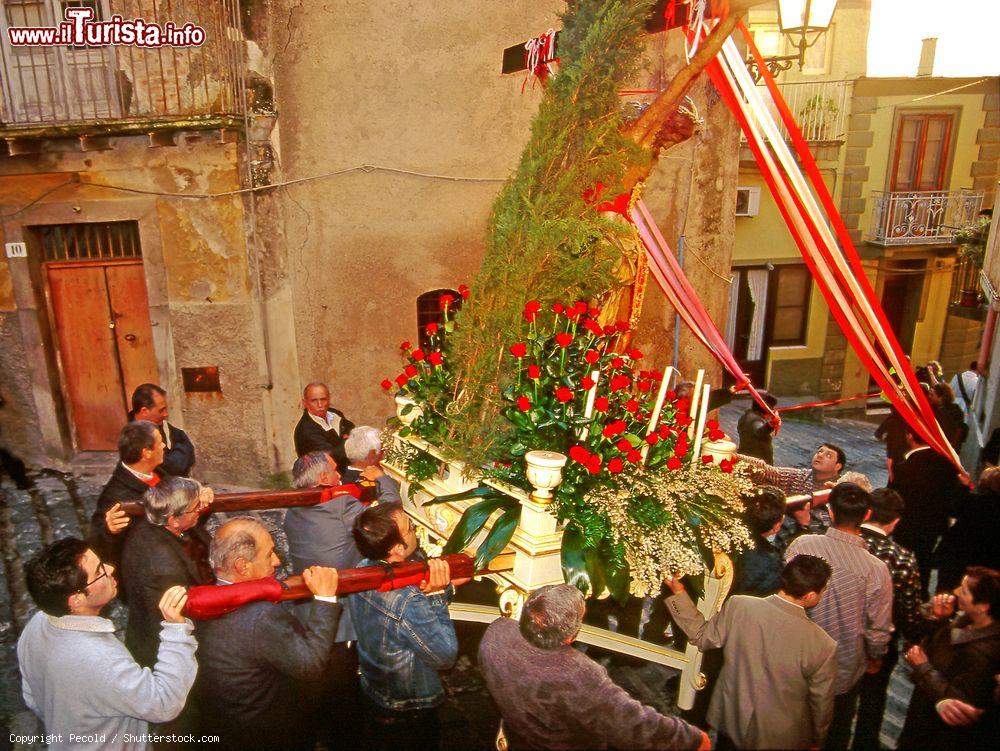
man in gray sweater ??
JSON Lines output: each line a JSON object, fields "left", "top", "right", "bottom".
{"left": 479, "top": 584, "right": 708, "bottom": 751}
{"left": 18, "top": 537, "right": 196, "bottom": 751}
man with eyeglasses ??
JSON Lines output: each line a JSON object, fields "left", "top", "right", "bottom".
{"left": 18, "top": 537, "right": 196, "bottom": 750}
{"left": 122, "top": 476, "right": 214, "bottom": 668}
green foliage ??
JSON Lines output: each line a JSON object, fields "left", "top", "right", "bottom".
{"left": 443, "top": 0, "right": 656, "bottom": 466}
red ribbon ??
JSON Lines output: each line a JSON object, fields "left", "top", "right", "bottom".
{"left": 709, "top": 26, "right": 960, "bottom": 470}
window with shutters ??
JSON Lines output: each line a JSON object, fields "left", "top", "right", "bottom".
{"left": 890, "top": 113, "right": 955, "bottom": 192}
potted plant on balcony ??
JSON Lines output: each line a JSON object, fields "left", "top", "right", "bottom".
{"left": 954, "top": 217, "right": 990, "bottom": 307}
{"left": 797, "top": 95, "right": 840, "bottom": 141}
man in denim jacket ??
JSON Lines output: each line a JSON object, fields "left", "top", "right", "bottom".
{"left": 348, "top": 503, "right": 466, "bottom": 751}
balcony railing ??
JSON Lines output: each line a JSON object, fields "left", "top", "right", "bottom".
{"left": 868, "top": 190, "right": 985, "bottom": 246}
{"left": 0, "top": 0, "right": 243, "bottom": 132}
{"left": 741, "top": 79, "right": 852, "bottom": 143}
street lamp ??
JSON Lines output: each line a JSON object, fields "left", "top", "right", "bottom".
{"left": 748, "top": 0, "right": 838, "bottom": 81}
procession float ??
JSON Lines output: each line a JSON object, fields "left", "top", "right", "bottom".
{"left": 179, "top": 0, "right": 965, "bottom": 711}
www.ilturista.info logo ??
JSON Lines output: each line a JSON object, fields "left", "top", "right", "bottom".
{"left": 7, "top": 7, "right": 205, "bottom": 48}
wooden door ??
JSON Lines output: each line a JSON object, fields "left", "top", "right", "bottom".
{"left": 46, "top": 260, "right": 157, "bottom": 450}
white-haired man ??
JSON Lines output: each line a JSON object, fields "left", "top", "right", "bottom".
{"left": 122, "top": 476, "right": 214, "bottom": 668}
{"left": 341, "top": 425, "right": 402, "bottom": 504}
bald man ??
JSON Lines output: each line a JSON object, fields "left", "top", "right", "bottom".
{"left": 196, "top": 518, "right": 341, "bottom": 750}
{"left": 293, "top": 382, "right": 355, "bottom": 473}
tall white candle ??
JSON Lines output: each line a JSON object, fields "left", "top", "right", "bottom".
{"left": 578, "top": 369, "right": 601, "bottom": 440}
{"left": 687, "top": 368, "right": 705, "bottom": 440}
{"left": 641, "top": 366, "right": 673, "bottom": 463}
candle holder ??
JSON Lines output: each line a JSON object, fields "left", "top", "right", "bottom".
{"left": 701, "top": 437, "right": 737, "bottom": 464}
{"left": 394, "top": 395, "right": 423, "bottom": 426}
{"left": 524, "top": 450, "right": 567, "bottom": 504}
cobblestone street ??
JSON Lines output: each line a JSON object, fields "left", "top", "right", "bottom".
{"left": 0, "top": 407, "right": 908, "bottom": 749}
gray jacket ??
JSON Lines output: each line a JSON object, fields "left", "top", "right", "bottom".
{"left": 18, "top": 611, "right": 197, "bottom": 751}
{"left": 667, "top": 592, "right": 837, "bottom": 749}
{"left": 283, "top": 476, "right": 399, "bottom": 641}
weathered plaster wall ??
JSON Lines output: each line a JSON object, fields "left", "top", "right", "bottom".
{"left": 263, "top": 1, "right": 742, "bottom": 437}
{"left": 0, "top": 136, "right": 271, "bottom": 481}
{"left": 263, "top": 0, "right": 567, "bottom": 436}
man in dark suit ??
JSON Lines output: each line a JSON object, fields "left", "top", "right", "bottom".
{"left": 89, "top": 420, "right": 164, "bottom": 566}
{"left": 293, "top": 382, "right": 355, "bottom": 472}
{"left": 889, "top": 428, "right": 970, "bottom": 596}
{"left": 130, "top": 383, "right": 196, "bottom": 477}
{"left": 122, "top": 476, "right": 214, "bottom": 668}
{"left": 197, "top": 518, "right": 342, "bottom": 750}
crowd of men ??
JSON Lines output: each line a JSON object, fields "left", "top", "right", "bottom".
{"left": 14, "top": 377, "right": 1000, "bottom": 750}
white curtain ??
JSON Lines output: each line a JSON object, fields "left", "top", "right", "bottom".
{"left": 725, "top": 270, "right": 741, "bottom": 349}
{"left": 746, "top": 269, "right": 769, "bottom": 361}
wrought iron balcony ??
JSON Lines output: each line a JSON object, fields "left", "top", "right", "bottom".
{"left": 741, "top": 79, "right": 852, "bottom": 143}
{"left": 0, "top": 0, "right": 243, "bottom": 136}
{"left": 868, "top": 190, "right": 985, "bottom": 246}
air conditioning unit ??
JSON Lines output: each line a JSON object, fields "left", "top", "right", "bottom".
{"left": 736, "top": 186, "right": 761, "bottom": 217}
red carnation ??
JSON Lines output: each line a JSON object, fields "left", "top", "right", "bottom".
{"left": 574, "top": 301, "right": 588, "bottom": 314}
{"left": 702, "top": 455, "right": 714, "bottom": 464}
{"left": 581, "top": 376, "right": 595, "bottom": 390}
{"left": 645, "top": 433, "right": 659, "bottom": 445}
{"left": 509, "top": 342, "right": 527, "bottom": 358}
{"left": 552, "top": 302, "right": 564, "bottom": 314}
{"left": 586, "top": 455, "right": 602, "bottom": 475}
{"left": 675, "top": 442, "right": 689, "bottom": 458}
{"left": 607, "top": 457, "right": 624, "bottom": 474}
{"left": 569, "top": 445, "right": 590, "bottom": 464}
{"left": 627, "top": 450, "right": 643, "bottom": 464}
{"left": 665, "top": 390, "right": 677, "bottom": 401}
{"left": 676, "top": 414, "right": 693, "bottom": 428}
{"left": 395, "top": 374, "right": 408, "bottom": 387}
{"left": 611, "top": 357, "right": 625, "bottom": 369}
{"left": 610, "top": 375, "right": 631, "bottom": 392}
{"left": 594, "top": 396, "right": 610, "bottom": 412}
{"left": 584, "top": 349, "right": 600, "bottom": 364}
{"left": 404, "top": 365, "right": 418, "bottom": 378}
{"left": 428, "top": 351, "right": 443, "bottom": 366}
{"left": 603, "top": 325, "right": 617, "bottom": 336}
{"left": 555, "top": 332, "right": 573, "bottom": 347}
{"left": 589, "top": 307, "right": 601, "bottom": 318}
{"left": 583, "top": 319, "right": 603, "bottom": 337}
{"left": 400, "top": 340, "right": 411, "bottom": 351}
{"left": 458, "top": 284, "right": 470, "bottom": 299}
{"left": 709, "top": 428, "right": 726, "bottom": 441}
{"left": 720, "top": 458, "right": 734, "bottom": 473}
{"left": 625, "top": 399, "right": 639, "bottom": 413}
{"left": 555, "top": 387, "right": 573, "bottom": 403}
{"left": 659, "top": 424, "right": 671, "bottom": 439}
{"left": 627, "top": 348, "right": 644, "bottom": 361}
{"left": 426, "top": 323, "right": 439, "bottom": 335}
{"left": 517, "top": 396, "right": 531, "bottom": 412}
{"left": 411, "top": 348, "right": 425, "bottom": 361}
{"left": 637, "top": 381, "right": 652, "bottom": 393}
{"left": 602, "top": 420, "right": 626, "bottom": 439}
{"left": 706, "top": 419, "right": 720, "bottom": 430}
{"left": 523, "top": 300, "right": 541, "bottom": 323}
{"left": 380, "top": 379, "right": 392, "bottom": 390}
{"left": 676, "top": 398, "right": 691, "bottom": 413}
{"left": 615, "top": 438, "right": 632, "bottom": 452}
{"left": 615, "top": 320, "right": 629, "bottom": 332}
{"left": 667, "top": 457, "right": 682, "bottom": 471}
{"left": 527, "top": 364, "right": 541, "bottom": 379}
{"left": 439, "top": 293, "right": 455, "bottom": 309}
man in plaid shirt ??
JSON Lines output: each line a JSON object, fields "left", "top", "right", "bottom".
{"left": 740, "top": 444, "right": 847, "bottom": 553}
{"left": 853, "top": 488, "right": 922, "bottom": 750}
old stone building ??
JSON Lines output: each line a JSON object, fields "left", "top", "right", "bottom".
{"left": 1, "top": 1, "right": 740, "bottom": 483}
